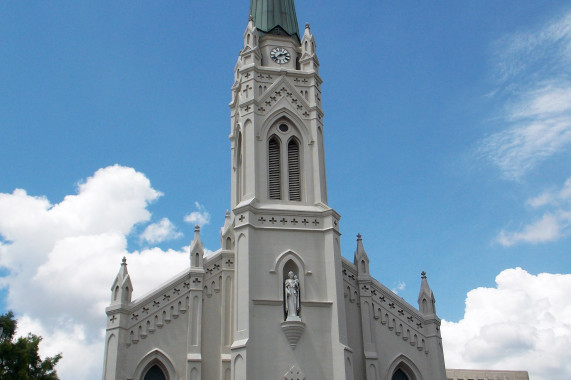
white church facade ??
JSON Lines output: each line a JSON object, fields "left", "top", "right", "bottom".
{"left": 102, "top": 1, "right": 449, "bottom": 379}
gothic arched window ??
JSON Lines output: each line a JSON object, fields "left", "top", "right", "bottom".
{"left": 143, "top": 365, "right": 167, "bottom": 380}
{"left": 287, "top": 138, "right": 301, "bottom": 201}
{"left": 268, "top": 136, "right": 282, "bottom": 199}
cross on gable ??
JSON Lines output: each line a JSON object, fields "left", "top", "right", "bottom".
{"left": 225, "top": 259, "right": 233, "bottom": 266}
{"left": 239, "top": 215, "right": 245, "bottom": 222}
{"left": 280, "top": 218, "right": 287, "bottom": 224}
{"left": 291, "top": 218, "right": 298, "bottom": 225}
{"left": 312, "top": 219, "right": 320, "bottom": 226}
{"left": 192, "top": 278, "right": 201, "bottom": 284}
{"left": 258, "top": 217, "right": 266, "bottom": 223}
{"left": 269, "top": 217, "right": 277, "bottom": 224}
{"left": 110, "top": 315, "right": 117, "bottom": 322}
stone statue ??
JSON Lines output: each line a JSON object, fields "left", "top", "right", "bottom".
{"left": 285, "top": 271, "right": 300, "bottom": 320}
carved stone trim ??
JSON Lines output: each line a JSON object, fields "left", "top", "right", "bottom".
{"left": 281, "top": 320, "right": 305, "bottom": 350}
{"left": 284, "top": 365, "right": 305, "bottom": 380}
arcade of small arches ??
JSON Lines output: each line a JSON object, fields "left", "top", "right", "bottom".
{"left": 138, "top": 360, "right": 416, "bottom": 380}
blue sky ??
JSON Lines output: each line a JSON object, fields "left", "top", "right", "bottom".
{"left": 1, "top": 1, "right": 570, "bottom": 379}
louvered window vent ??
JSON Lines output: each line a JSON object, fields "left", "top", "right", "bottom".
{"left": 288, "top": 139, "right": 301, "bottom": 201}
{"left": 268, "top": 137, "right": 282, "bottom": 199}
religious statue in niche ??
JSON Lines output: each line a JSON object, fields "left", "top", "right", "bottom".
{"left": 284, "top": 271, "right": 301, "bottom": 320}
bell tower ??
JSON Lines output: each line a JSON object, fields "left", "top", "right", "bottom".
{"left": 228, "top": 1, "right": 354, "bottom": 379}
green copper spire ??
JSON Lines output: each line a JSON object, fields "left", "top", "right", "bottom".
{"left": 249, "top": 0, "right": 300, "bottom": 42}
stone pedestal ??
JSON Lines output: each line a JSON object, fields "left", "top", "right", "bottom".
{"left": 281, "top": 320, "right": 305, "bottom": 349}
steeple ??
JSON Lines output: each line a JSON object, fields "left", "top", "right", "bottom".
{"left": 417, "top": 271, "right": 437, "bottom": 315}
{"left": 189, "top": 225, "right": 205, "bottom": 268}
{"left": 354, "top": 233, "right": 370, "bottom": 276}
{"left": 249, "top": 0, "right": 301, "bottom": 42}
{"left": 110, "top": 256, "right": 133, "bottom": 305}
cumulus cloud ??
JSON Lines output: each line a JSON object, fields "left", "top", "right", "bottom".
{"left": 140, "top": 218, "right": 183, "bottom": 244}
{"left": 184, "top": 202, "right": 211, "bottom": 227}
{"left": 442, "top": 268, "right": 571, "bottom": 380}
{"left": 479, "top": 10, "right": 571, "bottom": 180}
{"left": 0, "top": 165, "right": 193, "bottom": 379}
{"left": 497, "top": 177, "right": 571, "bottom": 246}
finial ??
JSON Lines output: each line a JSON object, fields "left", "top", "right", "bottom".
{"left": 225, "top": 210, "right": 230, "bottom": 218}
{"left": 305, "top": 23, "right": 310, "bottom": 30}
{"left": 357, "top": 233, "right": 362, "bottom": 240}
{"left": 195, "top": 225, "right": 200, "bottom": 232}
{"left": 249, "top": 14, "right": 254, "bottom": 22}
{"left": 421, "top": 271, "right": 427, "bottom": 279}
{"left": 121, "top": 256, "right": 127, "bottom": 265}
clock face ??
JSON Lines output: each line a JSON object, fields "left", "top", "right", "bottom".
{"left": 270, "top": 47, "right": 291, "bottom": 64}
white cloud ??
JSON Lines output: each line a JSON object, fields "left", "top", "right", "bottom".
{"left": 497, "top": 213, "right": 561, "bottom": 246}
{"left": 0, "top": 165, "right": 193, "bottom": 379}
{"left": 497, "top": 177, "right": 571, "bottom": 246}
{"left": 442, "top": 268, "right": 571, "bottom": 380}
{"left": 140, "top": 218, "right": 183, "bottom": 244}
{"left": 184, "top": 202, "right": 211, "bottom": 227}
{"left": 391, "top": 281, "right": 406, "bottom": 294}
{"left": 480, "top": 10, "right": 571, "bottom": 180}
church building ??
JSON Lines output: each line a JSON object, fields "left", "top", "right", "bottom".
{"left": 102, "top": 1, "right": 449, "bottom": 379}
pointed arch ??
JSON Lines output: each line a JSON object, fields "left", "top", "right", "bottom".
{"left": 132, "top": 349, "right": 176, "bottom": 380}
{"left": 271, "top": 249, "right": 307, "bottom": 300}
{"left": 259, "top": 108, "right": 311, "bottom": 144}
{"left": 385, "top": 354, "right": 423, "bottom": 380}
